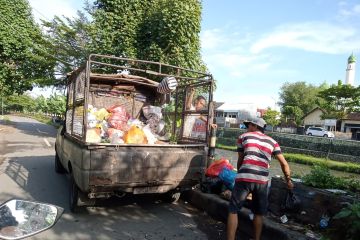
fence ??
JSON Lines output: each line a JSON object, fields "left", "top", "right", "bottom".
{"left": 216, "top": 128, "right": 360, "bottom": 163}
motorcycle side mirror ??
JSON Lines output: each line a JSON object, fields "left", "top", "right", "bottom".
{"left": 0, "top": 199, "right": 63, "bottom": 240}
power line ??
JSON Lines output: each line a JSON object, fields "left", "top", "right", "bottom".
{"left": 32, "top": 7, "right": 51, "bottom": 22}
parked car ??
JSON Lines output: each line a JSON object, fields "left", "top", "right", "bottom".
{"left": 305, "top": 127, "right": 334, "bottom": 138}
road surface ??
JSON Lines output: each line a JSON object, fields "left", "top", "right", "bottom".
{"left": 0, "top": 116, "right": 227, "bottom": 240}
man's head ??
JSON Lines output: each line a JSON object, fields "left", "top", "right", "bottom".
{"left": 243, "top": 118, "right": 267, "bottom": 133}
{"left": 194, "top": 96, "right": 206, "bottom": 111}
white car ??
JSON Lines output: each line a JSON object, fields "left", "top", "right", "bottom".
{"left": 306, "top": 127, "right": 335, "bottom": 138}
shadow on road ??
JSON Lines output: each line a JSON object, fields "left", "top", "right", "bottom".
{"left": 2, "top": 117, "right": 58, "bottom": 138}
{"left": 4, "top": 154, "right": 215, "bottom": 240}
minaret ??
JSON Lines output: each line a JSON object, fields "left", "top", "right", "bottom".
{"left": 345, "top": 53, "right": 356, "bottom": 86}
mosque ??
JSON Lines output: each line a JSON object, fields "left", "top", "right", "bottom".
{"left": 345, "top": 53, "right": 356, "bottom": 86}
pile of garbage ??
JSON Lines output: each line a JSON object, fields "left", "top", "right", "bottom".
{"left": 86, "top": 104, "right": 167, "bottom": 144}
{"left": 201, "top": 158, "right": 237, "bottom": 198}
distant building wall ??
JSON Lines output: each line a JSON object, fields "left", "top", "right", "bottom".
{"left": 303, "top": 109, "right": 324, "bottom": 127}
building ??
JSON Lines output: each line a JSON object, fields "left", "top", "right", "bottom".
{"left": 302, "top": 107, "right": 326, "bottom": 128}
{"left": 345, "top": 53, "right": 356, "bottom": 86}
{"left": 341, "top": 112, "right": 360, "bottom": 139}
{"left": 215, "top": 102, "right": 259, "bottom": 128}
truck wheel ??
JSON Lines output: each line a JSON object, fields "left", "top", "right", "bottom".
{"left": 55, "top": 150, "right": 66, "bottom": 174}
{"left": 323, "top": 134, "right": 328, "bottom": 137}
{"left": 69, "top": 174, "right": 81, "bottom": 213}
{"left": 162, "top": 191, "right": 181, "bottom": 203}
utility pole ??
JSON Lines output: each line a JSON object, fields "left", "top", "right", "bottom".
{"left": 1, "top": 96, "right": 3, "bottom": 116}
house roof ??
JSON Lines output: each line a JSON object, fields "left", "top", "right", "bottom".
{"left": 343, "top": 112, "right": 360, "bottom": 121}
{"left": 216, "top": 102, "right": 257, "bottom": 112}
{"left": 214, "top": 102, "right": 225, "bottom": 110}
{"left": 302, "top": 107, "right": 325, "bottom": 119}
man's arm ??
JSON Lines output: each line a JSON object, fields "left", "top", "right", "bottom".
{"left": 237, "top": 152, "right": 244, "bottom": 170}
{"left": 275, "top": 153, "right": 294, "bottom": 189}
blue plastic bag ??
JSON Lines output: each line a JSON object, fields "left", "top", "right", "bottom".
{"left": 219, "top": 168, "right": 237, "bottom": 190}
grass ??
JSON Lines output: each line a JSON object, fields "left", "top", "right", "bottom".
{"left": 284, "top": 153, "right": 360, "bottom": 174}
{"left": 216, "top": 143, "right": 360, "bottom": 174}
{"left": 216, "top": 143, "right": 236, "bottom": 151}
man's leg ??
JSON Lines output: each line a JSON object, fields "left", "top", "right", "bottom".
{"left": 227, "top": 213, "right": 238, "bottom": 240}
{"left": 227, "top": 182, "right": 249, "bottom": 240}
{"left": 253, "top": 214, "right": 263, "bottom": 240}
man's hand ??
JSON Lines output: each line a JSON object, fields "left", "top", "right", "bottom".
{"left": 210, "top": 123, "right": 217, "bottom": 129}
{"left": 286, "top": 179, "right": 294, "bottom": 190}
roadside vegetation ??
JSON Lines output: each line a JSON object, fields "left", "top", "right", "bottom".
{"left": 302, "top": 164, "right": 360, "bottom": 193}
{"left": 216, "top": 144, "right": 360, "bottom": 174}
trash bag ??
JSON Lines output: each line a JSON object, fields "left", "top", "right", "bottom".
{"left": 219, "top": 168, "right": 237, "bottom": 190}
{"left": 200, "top": 177, "right": 224, "bottom": 194}
{"left": 94, "top": 108, "right": 110, "bottom": 121}
{"left": 205, "top": 158, "right": 234, "bottom": 177}
{"left": 86, "top": 128, "right": 102, "bottom": 143}
{"left": 107, "top": 105, "right": 129, "bottom": 131}
{"left": 124, "top": 125, "right": 147, "bottom": 144}
{"left": 282, "top": 190, "right": 301, "bottom": 212}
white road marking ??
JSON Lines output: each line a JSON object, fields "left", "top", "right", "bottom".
{"left": 43, "top": 138, "right": 51, "bottom": 147}
{"left": 7, "top": 143, "right": 42, "bottom": 147}
{"left": 36, "top": 128, "right": 48, "bottom": 134}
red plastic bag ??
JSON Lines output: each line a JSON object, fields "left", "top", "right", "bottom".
{"left": 206, "top": 158, "right": 234, "bottom": 177}
{"left": 107, "top": 105, "right": 129, "bottom": 131}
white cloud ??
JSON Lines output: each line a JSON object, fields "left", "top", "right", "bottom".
{"left": 201, "top": 29, "right": 225, "bottom": 50}
{"left": 338, "top": 3, "right": 360, "bottom": 17}
{"left": 29, "top": 0, "right": 78, "bottom": 23}
{"left": 250, "top": 22, "right": 360, "bottom": 54}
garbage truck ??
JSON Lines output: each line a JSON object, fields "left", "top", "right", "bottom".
{"left": 54, "top": 54, "right": 216, "bottom": 212}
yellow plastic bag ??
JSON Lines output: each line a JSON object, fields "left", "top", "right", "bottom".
{"left": 124, "top": 125, "right": 147, "bottom": 144}
{"left": 94, "top": 108, "right": 110, "bottom": 121}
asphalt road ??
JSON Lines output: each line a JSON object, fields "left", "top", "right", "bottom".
{"left": 0, "top": 116, "right": 226, "bottom": 240}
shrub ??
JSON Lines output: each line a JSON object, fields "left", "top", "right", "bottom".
{"left": 332, "top": 202, "right": 360, "bottom": 240}
{"left": 302, "top": 165, "right": 360, "bottom": 193}
{"left": 216, "top": 128, "right": 360, "bottom": 157}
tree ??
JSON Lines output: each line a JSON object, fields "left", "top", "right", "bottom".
{"left": 4, "top": 94, "right": 35, "bottom": 112}
{"left": 279, "top": 81, "right": 327, "bottom": 118}
{"left": 318, "top": 80, "right": 360, "bottom": 119}
{"left": 42, "top": 12, "right": 91, "bottom": 85}
{"left": 136, "top": 0, "right": 205, "bottom": 71}
{"left": 0, "top": 0, "right": 56, "bottom": 95}
{"left": 282, "top": 106, "right": 303, "bottom": 125}
{"left": 262, "top": 108, "right": 281, "bottom": 131}
{"left": 34, "top": 95, "right": 49, "bottom": 113}
{"left": 47, "top": 94, "right": 66, "bottom": 116}
{"left": 43, "top": 0, "right": 206, "bottom": 86}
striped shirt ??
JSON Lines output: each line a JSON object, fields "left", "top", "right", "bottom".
{"left": 236, "top": 131, "right": 281, "bottom": 184}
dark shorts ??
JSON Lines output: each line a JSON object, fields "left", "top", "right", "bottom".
{"left": 228, "top": 181, "right": 268, "bottom": 215}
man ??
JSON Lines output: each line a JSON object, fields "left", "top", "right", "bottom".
{"left": 227, "top": 117, "right": 293, "bottom": 240}
{"left": 183, "top": 88, "right": 216, "bottom": 137}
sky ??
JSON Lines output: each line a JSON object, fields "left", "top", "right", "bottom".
{"left": 28, "top": 0, "right": 360, "bottom": 108}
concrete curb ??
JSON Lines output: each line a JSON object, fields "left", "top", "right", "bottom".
{"left": 183, "top": 189, "right": 308, "bottom": 240}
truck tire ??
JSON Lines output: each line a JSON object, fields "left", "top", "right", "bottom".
{"left": 162, "top": 191, "right": 181, "bottom": 203}
{"left": 69, "top": 174, "right": 81, "bottom": 213}
{"left": 55, "top": 150, "right": 66, "bottom": 174}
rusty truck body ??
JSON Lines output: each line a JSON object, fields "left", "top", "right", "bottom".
{"left": 55, "top": 54, "right": 215, "bottom": 212}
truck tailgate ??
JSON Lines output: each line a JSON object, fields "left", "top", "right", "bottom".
{"left": 89, "top": 145, "right": 206, "bottom": 189}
